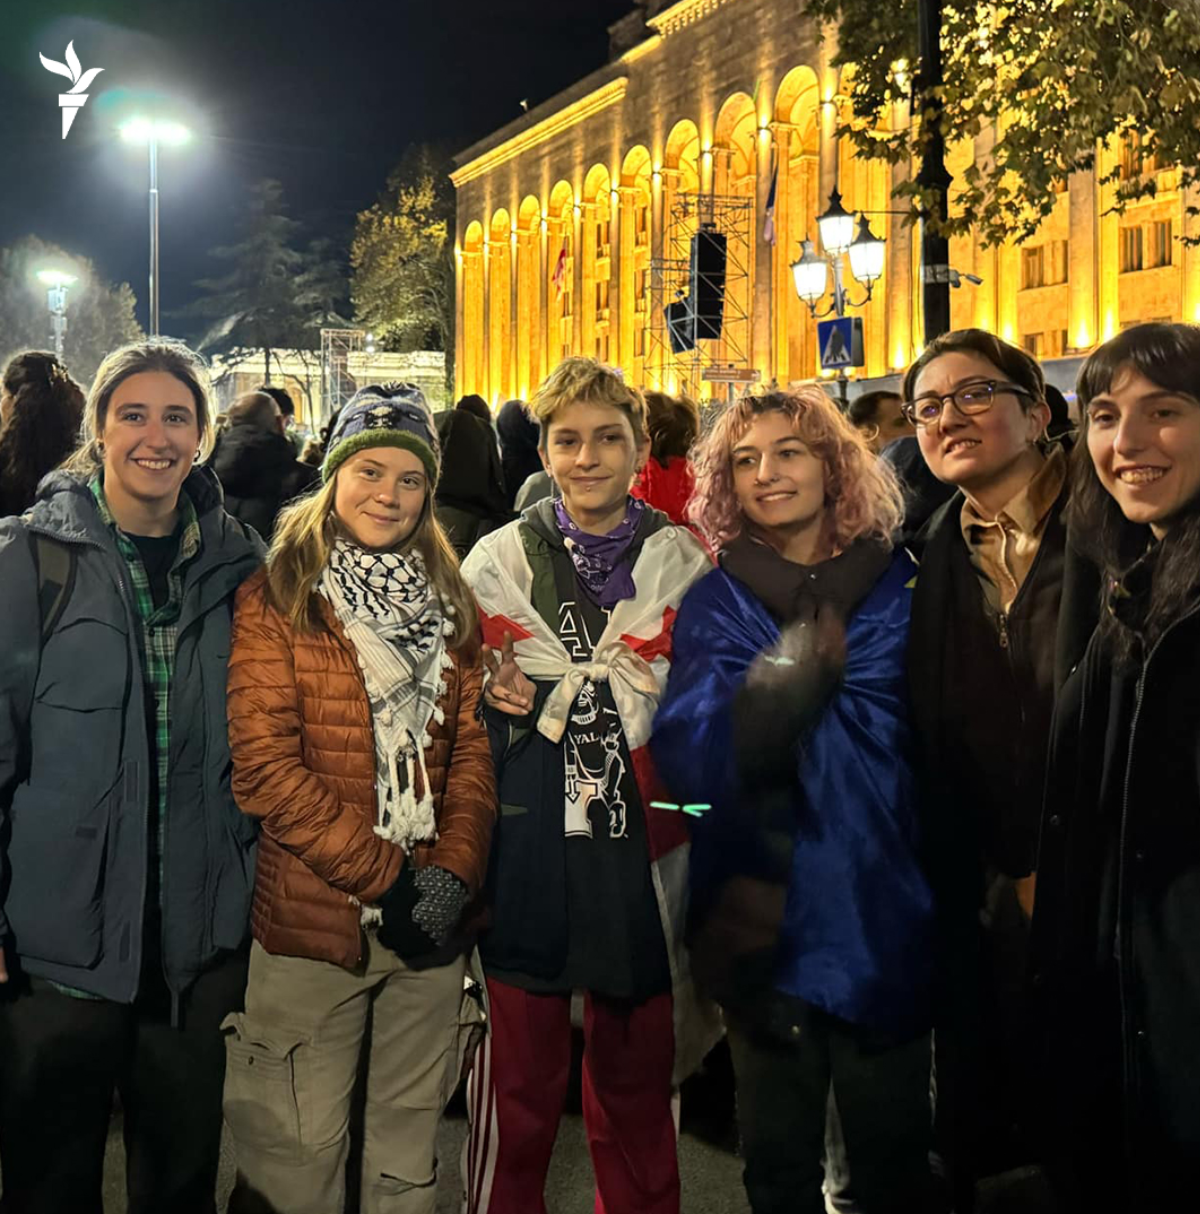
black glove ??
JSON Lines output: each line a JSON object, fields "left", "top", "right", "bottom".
{"left": 733, "top": 603, "right": 846, "bottom": 789}
{"left": 376, "top": 864, "right": 469, "bottom": 961}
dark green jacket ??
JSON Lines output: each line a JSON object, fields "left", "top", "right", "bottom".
{"left": 0, "top": 468, "right": 263, "bottom": 1002}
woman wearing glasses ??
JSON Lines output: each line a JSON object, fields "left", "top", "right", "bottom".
{"left": 1033, "top": 323, "right": 1200, "bottom": 1212}
{"left": 900, "top": 330, "right": 1098, "bottom": 1209}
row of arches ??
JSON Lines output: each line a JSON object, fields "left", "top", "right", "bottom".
{"left": 457, "top": 66, "right": 901, "bottom": 404}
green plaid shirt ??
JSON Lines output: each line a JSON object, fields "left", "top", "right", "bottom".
{"left": 90, "top": 477, "right": 201, "bottom": 897}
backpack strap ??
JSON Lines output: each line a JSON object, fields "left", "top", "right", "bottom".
{"left": 27, "top": 531, "right": 77, "bottom": 645}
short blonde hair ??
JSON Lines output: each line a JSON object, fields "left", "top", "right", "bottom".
{"left": 65, "top": 339, "right": 215, "bottom": 475}
{"left": 528, "top": 356, "right": 647, "bottom": 444}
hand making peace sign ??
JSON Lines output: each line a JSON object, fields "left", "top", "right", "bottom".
{"left": 482, "top": 630, "right": 537, "bottom": 716}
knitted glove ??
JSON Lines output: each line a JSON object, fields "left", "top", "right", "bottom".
{"left": 376, "top": 865, "right": 468, "bottom": 960}
{"left": 411, "top": 866, "right": 470, "bottom": 946}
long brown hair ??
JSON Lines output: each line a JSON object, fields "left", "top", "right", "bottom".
{"left": 0, "top": 351, "right": 84, "bottom": 513}
{"left": 265, "top": 471, "right": 480, "bottom": 656}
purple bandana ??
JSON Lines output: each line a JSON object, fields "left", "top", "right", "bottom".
{"left": 554, "top": 496, "right": 645, "bottom": 610}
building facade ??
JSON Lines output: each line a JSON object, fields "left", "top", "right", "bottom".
{"left": 451, "top": 0, "right": 1200, "bottom": 404}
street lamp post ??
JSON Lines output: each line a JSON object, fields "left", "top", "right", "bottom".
{"left": 790, "top": 187, "right": 886, "bottom": 405}
{"left": 119, "top": 118, "right": 191, "bottom": 337}
{"left": 35, "top": 270, "right": 78, "bottom": 360}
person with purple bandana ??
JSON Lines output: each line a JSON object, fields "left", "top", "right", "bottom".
{"left": 458, "top": 357, "right": 717, "bottom": 1214}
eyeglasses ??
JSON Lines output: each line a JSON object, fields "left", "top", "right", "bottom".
{"left": 901, "top": 380, "right": 1034, "bottom": 427}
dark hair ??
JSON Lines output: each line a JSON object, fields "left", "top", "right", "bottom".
{"left": 229, "top": 390, "right": 281, "bottom": 431}
{"left": 257, "top": 384, "right": 295, "bottom": 418}
{"left": 0, "top": 351, "right": 85, "bottom": 515}
{"left": 847, "top": 389, "right": 902, "bottom": 429}
{"left": 902, "top": 329, "right": 1046, "bottom": 408}
{"left": 456, "top": 394, "right": 493, "bottom": 424}
{"left": 644, "top": 391, "right": 699, "bottom": 463}
{"left": 1069, "top": 322, "right": 1200, "bottom": 668}
{"left": 1045, "top": 384, "right": 1072, "bottom": 438}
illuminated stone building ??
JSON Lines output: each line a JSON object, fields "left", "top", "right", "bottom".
{"left": 450, "top": 0, "right": 1200, "bottom": 404}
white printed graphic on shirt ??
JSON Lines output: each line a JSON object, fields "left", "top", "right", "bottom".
{"left": 563, "top": 684, "right": 630, "bottom": 841}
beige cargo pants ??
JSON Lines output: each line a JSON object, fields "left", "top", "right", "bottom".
{"left": 222, "top": 934, "right": 479, "bottom": 1214}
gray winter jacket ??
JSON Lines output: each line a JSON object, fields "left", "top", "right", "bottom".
{"left": 0, "top": 467, "right": 263, "bottom": 1003}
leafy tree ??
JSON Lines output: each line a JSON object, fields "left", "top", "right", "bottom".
{"left": 351, "top": 145, "right": 455, "bottom": 381}
{"left": 182, "top": 178, "right": 348, "bottom": 382}
{"left": 0, "top": 236, "right": 142, "bottom": 385}
{"left": 805, "top": 0, "right": 1200, "bottom": 244}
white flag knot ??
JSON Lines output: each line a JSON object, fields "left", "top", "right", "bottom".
{"left": 536, "top": 644, "right": 660, "bottom": 745}
{"left": 40, "top": 41, "right": 104, "bottom": 139}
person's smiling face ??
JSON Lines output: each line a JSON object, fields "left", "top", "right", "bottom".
{"left": 333, "top": 446, "right": 429, "bottom": 549}
{"left": 731, "top": 409, "right": 827, "bottom": 538}
{"left": 1086, "top": 364, "right": 1200, "bottom": 539}
{"left": 100, "top": 371, "right": 200, "bottom": 517}
{"left": 541, "top": 399, "right": 649, "bottom": 533}
{"left": 912, "top": 351, "right": 1048, "bottom": 491}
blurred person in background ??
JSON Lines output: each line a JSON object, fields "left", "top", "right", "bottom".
{"left": 0, "top": 350, "right": 85, "bottom": 517}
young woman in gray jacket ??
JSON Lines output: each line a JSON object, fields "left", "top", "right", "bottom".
{"left": 0, "top": 339, "right": 263, "bottom": 1214}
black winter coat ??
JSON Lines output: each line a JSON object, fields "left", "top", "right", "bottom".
{"left": 1032, "top": 547, "right": 1200, "bottom": 1212}
{"left": 209, "top": 422, "right": 318, "bottom": 541}
{"left": 907, "top": 480, "right": 1098, "bottom": 1194}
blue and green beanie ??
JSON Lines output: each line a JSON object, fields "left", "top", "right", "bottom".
{"left": 321, "top": 383, "right": 441, "bottom": 484}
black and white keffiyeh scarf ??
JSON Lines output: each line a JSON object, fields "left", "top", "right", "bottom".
{"left": 319, "top": 539, "right": 454, "bottom": 872}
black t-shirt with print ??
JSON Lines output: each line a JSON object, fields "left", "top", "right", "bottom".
{"left": 548, "top": 550, "right": 671, "bottom": 1001}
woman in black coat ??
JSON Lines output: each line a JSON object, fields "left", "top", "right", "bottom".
{"left": 901, "top": 330, "right": 1097, "bottom": 1209}
{"left": 1033, "top": 322, "right": 1200, "bottom": 1213}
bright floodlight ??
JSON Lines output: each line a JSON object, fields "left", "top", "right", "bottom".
{"left": 119, "top": 117, "right": 191, "bottom": 145}
{"left": 36, "top": 270, "right": 78, "bottom": 288}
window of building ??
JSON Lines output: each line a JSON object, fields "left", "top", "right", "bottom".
{"left": 1120, "top": 225, "right": 1144, "bottom": 273}
{"left": 1021, "top": 246, "right": 1045, "bottom": 289}
{"left": 1022, "top": 332, "right": 1044, "bottom": 357}
{"left": 1049, "top": 240, "right": 1069, "bottom": 284}
{"left": 1149, "top": 220, "right": 1173, "bottom": 268}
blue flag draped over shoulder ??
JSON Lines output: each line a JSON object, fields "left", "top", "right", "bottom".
{"left": 651, "top": 549, "right": 934, "bottom": 1035}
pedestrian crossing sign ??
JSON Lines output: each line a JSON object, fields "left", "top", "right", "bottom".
{"left": 817, "top": 317, "right": 864, "bottom": 370}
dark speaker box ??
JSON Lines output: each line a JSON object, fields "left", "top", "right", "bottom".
{"left": 690, "top": 226, "right": 727, "bottom": 341}
{"left": 666, "top": 297, "right": 697, "bottom": 353}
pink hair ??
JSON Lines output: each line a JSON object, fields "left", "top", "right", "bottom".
{"left": 688, "top": 386, "right": 904, "bottom": 552}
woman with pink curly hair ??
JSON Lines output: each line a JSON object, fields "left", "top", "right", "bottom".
{"left": 652, "top": 387, "right": 937, "bottom": 1214}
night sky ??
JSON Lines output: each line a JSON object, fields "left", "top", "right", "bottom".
{"left": 0, "top": 0, "right": 631, "bottom": 335}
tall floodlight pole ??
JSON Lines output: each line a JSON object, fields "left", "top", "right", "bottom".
{"left": 917, "top": 0, "right": 952, "bottom": 343}
{"left": 119, "top": 118, "right": 191, "bottom": 337}
{"left": 36, "top": 270, "right": 78, "bottom": 359}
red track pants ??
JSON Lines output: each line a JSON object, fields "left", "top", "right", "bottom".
{"left": 463, "top": 976, "right": 680, "bottom": 1214}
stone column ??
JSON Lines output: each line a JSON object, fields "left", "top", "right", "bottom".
{"left": 1069, "top": 167, "right": 1097, "bottom": 350}
{"left": 539, "top": 216, "right": 550, "bottom": 384}
{"left": 481, "top": 241, "right": 491, "bottom": 403}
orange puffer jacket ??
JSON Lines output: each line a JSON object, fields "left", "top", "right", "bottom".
{"left": 227, "top": 569, "right": 496, "bottom": 968}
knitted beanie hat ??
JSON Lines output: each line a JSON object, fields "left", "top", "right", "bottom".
{"left": 321, "top": 383, "right": 440, "bottom": 484}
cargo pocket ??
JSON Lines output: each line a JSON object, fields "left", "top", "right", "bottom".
{"left": 222, "top": 1013, "right": 308, "bottom": 1158}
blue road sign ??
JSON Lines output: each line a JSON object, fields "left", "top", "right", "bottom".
{"left": 817, "top": 316, "right": 865, "bottom": 370}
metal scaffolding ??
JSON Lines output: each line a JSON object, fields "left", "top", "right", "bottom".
{"left": 320, "top": 328, "right": 365, "bottom": 424}
{"left": 646, "top": 192, "right": 755, "bottom": 400}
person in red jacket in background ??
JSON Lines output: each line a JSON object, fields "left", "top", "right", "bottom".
{"left": 631, "top": 391, "right": 700, "bottom": 525}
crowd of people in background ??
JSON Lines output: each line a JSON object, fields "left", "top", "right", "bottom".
{"left": 0, "top": 320, "right": 1198, "bottom": 1214}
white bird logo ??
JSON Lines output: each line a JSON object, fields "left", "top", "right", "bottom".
{"left": 39, "top": 41, "right": 104, "bottom": 140}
